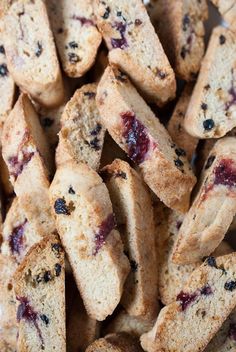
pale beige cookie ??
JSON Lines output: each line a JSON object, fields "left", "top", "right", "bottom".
{"left": 104, "top": 309, "right": 155, "bottom": 338}
{"left": 167, "top": 83, "right": 198, "bottom": 161}
{"left": 204, "top": 308, "right": 236, "bottom": 352}
{"left": 3, "top": 0, "right": 64, "bottom": 107}
{"left": 56, "top": 84, "right": 105, "bottom": 171}
{"left": 184, "top": 26, "right": 236, "bottom": 139}
{"left": 49, "top": 161, "right": 130, "bottom": 321}
{"left": 0, "top": 20, "right": 15, "bottom": 137}
{"left": 94, "top": 0, "right": 176, "bottom": 106}
{"left": 148, "top": 0, "right": 207, "bottom": 81}
{"left": 0, "top": 254, "right": 18, "bottom": 351}
{"left": 172, "top": 137, "right": 236, "bottom": 265}
{"left": 14, "top": 234, "right": 66, "bottom": 352}
{"left": 1, "top": 93, "right": 55, "bottom": 235}
{"left": 1, "top": 197, "right": 42, "bottom": 264}
{"left": 141, "top": 253, "right": 236, "bottom": 352}
{"left": 46, "top": 0, "right": 102, "bottom": 78}
{"left": 211, "top": 0, "right": 236, "bottom": 31}
{"left": 97, "top": 66, "right": 196, "bottom": 213}
{"left": 86, "top": 333, "right": 143, "bottom": 352}
{"left": 102, "top": 159, "right": 158, "bottom": 319}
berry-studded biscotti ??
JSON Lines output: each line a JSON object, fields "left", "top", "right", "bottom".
{"left": 148, "top": 0, "right": 208, "bottom": 81}
{"left": 0, "top": 254, "right": 18, "bottom": 351}
{"left": 49, "top": 161, "right": 130, "bottom": 321}
{"left": 56, "top": 84, "right": 105, "bottom": 171}
{"left": 1, "top": 94, "right": 55, "bottom": 235}
{"left": 141, "top": 253, "right": 236, "bottom": 352}
{"left": 184, "top": 26, "right": 236, "bottom": 139}
{"left": 86, "top": 333, "right": 143, "bottom": 352}
{"left": 3, "top": 0, "right": 64, "bottom": 107}
{"left": 46, "top": 0, "right": 102, "bottom": 78}
{"left": 211, "top": 0, "right": 236, "bottom": 31}
{"left": 105, "top": 309, "right": 154, "bottom": 338}
{"left": 172, "top": 137, "right": 236, "bottom": 264}
{"left": 0, "top": 20, "right": 15, "bottom": 136}
{"left": 205, "top": 308, "right": 236, "bottom": 352}
{"left": 167, "top": 84, "right": 198, "bottom": 161}
{"left": 97, "top": 66, "right": 196, "bottom": 213}
{"left": 93, "top": 0, "right": 176, "bottom": 106}
{"left": 102, "top": 159, "right": 158, "bottom": 319}
{"left": 1, "top": 197, "right": 42, "bottom": 264}
{"left": 14, "top": 234, "right": 66, "bottom": 352}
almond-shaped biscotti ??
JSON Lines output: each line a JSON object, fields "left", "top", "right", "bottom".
{"left": 56, "top": 84, "right": 105, "bottom": 171}
{"left": 184, "top": 26, "right": 236, "bottom": 139}
{"left": 211, "top": 0, "right": 236, "bottom": 31}
{"left": 46, "top": 0, "right": 102, "bottom": 78}
{"left": 102, "top": 159, "right": 158, "bottom": 319}
{"left": 1, "top": 197, "right": 42, "bottom": 264}
{"left": 204, "top": 308, "right": 236, "bottom": 352}
{"left": 167, "top": 84, "right": 198, "bottom": 161}
{"left": 49, "top": 161, "right": 130, "bottom": 321}
{"left": 3, "top": 0, "right": 64, "bottom": 107}
{"left": 97, "top": 66, "right": 196, "bottom": 213}
{"left": 86, "top": 333, "right": 143, "bottom": 352}
{"left": 1, "top": 93, "right": 55, "bottom": 235}
{"left": 0, "top": 20, "right": 15, "bottom": 136}
{"left": 148, "top": 0, "right": 208, "bottom": 81}
{"left": 93, "top": 0, "right": 176, "bottom": 106}
{"left": 141, "top": 253, "right": 236, "bottom": 352}
{"left": 172, "top": 137, "right": 236, "bottom": 265}
{"left": 14, "top": 234, "right": 66, "bottom": 352}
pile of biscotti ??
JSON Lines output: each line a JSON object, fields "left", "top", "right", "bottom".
{"left": 1, "top": 0, "right": 236, "bottom": 351}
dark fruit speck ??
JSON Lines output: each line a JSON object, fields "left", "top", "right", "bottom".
{"left": 182, "top": 14, "right": 190, "bottom": 31}
{"left": 55, "top": 263, "right": 61, "bottom": 277}
{"left": 40, "top": 117, "right": 54, "bottom": 128}
{"left": 68, "top": 186, "right": 75, "bottom": 194}
{"left": 203, "top": 119, "right": 215, "bottom": 131}
{"left": 201, "top": 103, "right": 208, "bottom": 111}
{"left": 40, "top": 314, "right": 49, "bottom": 326}
{"left": 177, "top": 291, "right": 198, "bottom": 311}
{"left": 94, "top": 213, "right": 116, "bottom": 255}
{"left": 200, "top": 285, "right": 213, "bottom": 296}
{"left": 0, "top": 63, "right": 8, "bottom": 77}
{"left": 68, "top": 41, "right": 78, "bottom": 49}
{"left": 111, "top": 22, "right": 128, "bottom": 49}
{"left": 115, "top": 171, "right": 127, "bottom": 179}
{"left": 68, "top": 52, "right": 80, "bottom": 63}
{"left": 130, "top": 260, "right": 138, "bottom": 272}
{"left": 175, "top": 148, "right": 186, "bottom": 157}
{"left": 51, "top": 243, "right": 63, "bottom": 257}
{"left": 224, "top": 280, "right": 236, "bottom": 291}
{"left": 9, "top": 219, "right": 27, "bottom": 255}
{"left": 0, "top": 45, "right": 5, "bottom": 54}
{"left": 44, "top": 271, "right": 52, "bottom": 283}
{"left": 90, "top": 124, "right": 102, "bottom": 136}
{"left": 84, "top": 91, "right": 96, "bottom": 99}
{"left": 35, "top": 41, "right": 43, "bottom": 57}
{"left": 102, "top": 6, "right": 110, "bottom": 19}
{"left": 205, "top": 256, "right": 217, "bottom": 268}
{"left": 54, "top": 198, "right": 70, "bottom": 215}
{"left": 214, "top": 159, "right": 236, "bottom": 187}
{"left": 174, "top": 159, "right": 184, "bottom": 168}
{"left": 219, "top": 35, "right": 226, "bottom": 45}
{"left": 135, "top": 19, "right": 142, "bottom": 26}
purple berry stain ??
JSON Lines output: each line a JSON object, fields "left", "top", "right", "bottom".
{"left": 200, "top": 285, "right": 213, "bottom": 296}
{"left": 225, "top": 69, "right": 236, "bottom": 111}
{"left": 214, "top": 159, "right": 236, "bottom": 187}
{"left": 121, "top": 111, "right": 151, "bottom": 164}
{"left": 8, "top": 150, "right": 34, "bottom": 180}
{"left": 111, "top": 22, "right": 128, "bottom": 49}
{"left": 176, "top": 291, "right": 198, "bottom": 311}
{"left": 9, "top": 219, "right": 27, "bottom": 255}
{"left": 229, "top": 323, "right": 236, "bottom": 341}
{"left": 71, "top": 15, "right": 94, "bottom": 26}
{"left": 94, "top": 213, "right": 116, "bottom": 255}
{"left": 17, "top": 297, "right": 45, "bottom": 349}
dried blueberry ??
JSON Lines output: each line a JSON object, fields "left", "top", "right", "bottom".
{"left": 0, "top": 63, "right": 8, "bottom": 77}
{"left": 51, "top": 243, "right": 63, "bottom": 257}
{"left": 175, "top": 148, "right": 186, "bottom": 157}
{"left": 224, "top": 280, "right": 236, "bottom": 291}
{"left": 115, "top": 171, "right": 127, "bottom": 179}
{"left": 201, "top": 103, "right": 208, "bottom": 111}
{"left": 0, "top": 45, "right": 5, "bottom": 54}
{"left": 90, "top": 137, "right": 100, "bottom": 150}
{"left": 200, "top": 285, "right": 212, "bottom": 296}
{"left": 55, "top": 263, "right": 62, "bottom": 277}
{"left": 174, "top": 159, "right": 184, "bottom": 168}
{"left": 219, "top": 35, "right": 226, "bottom": 45}
{"left": 130, "top": 260, "right": 138, "bottom": 272}
{"left": 205, "top": 256, "right": 217, "bottom": 268}
{"left": 68, "top": 186, "right": 75, "bottom": 194}
{"left": 182, "top": 14, "right": 190, "bottom": 31}
{"left": 205, "top": 155, "right": 215, "bottom": 170}
{"left": 102, "top": 6, "right": 110, "bottom": 19}
{"left": 90, "top": 123, "right": 102, "bottom": 136}
{"left": 68, "top": 52, "right": 80, "bottom": 63}
{"left": 68, "top": 41, "right": 78, "bottom": 49}
{"left": 40, "top": 314, "right": 49, "bottom": 326}
{"left": 84, "top": 91, "right": 96, "bottom": 99}
{"left": 44, "top": 271, "right": 52, "bottom": 283}
{"left": 54, "top": 198, "right": 70, "bottom": 215}
{"left": 35, "top": 41, "right": 43, "bottom": 57}
{"left": 116, "top": 71, "right": 128, "bottom": 82}
{"left": 9, "top": 219, "right": 27, "bottom": 255}
{"left": 180, "top": 46, "right": 187, "bottom": 59}
{"left": 135, "top": 19, "right": 142, "bottom": 26}
{"left": 203, "top": 119, "right": 215, "bottom": 131}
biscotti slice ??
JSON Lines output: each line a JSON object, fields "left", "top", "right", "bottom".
{"left": 86, "top": 333, "right": 143, "bottom": 352}
{"left": 14, "top": 234, "right": 66, "bottom": 352}
{"left": 0, "top": 254, "right": 18, "bottom": 351}
{"left": 0, "top": 20, "right": 15, "bottom": 136}
{"left": 104, "top": 309, "right": 155, "bottom": 338}
{"left": 141, "top": 253, "right": 236, "bottom": 352}
{"left": 167, "top": 84, "right": 198, "bottom": 161}
{"left": 97, "top": 66, "right": 196, "bottom": 213}
{"left": 49, "top": 161, "right": 130, "bottom": 321}
{"left": 1, "top": 93, "right": 55, "bottom": 235}
{"left": 102, "top": 159, "right": 158, "bottom": 319}
{"left": 211, "top": 0, "right": 236, "bottom": 31}
{"left": 46, "top": 0, "right": 102, "bottom": 78}
{"left": 172, "top": 137, "right": 236, "bottom": 265}
{"left": 148, "top": 0, "right": 207, "bottom": 81}
{"left": 93, "top": 0, "right": 176, "bottom": 106}
{"left": 204, "top": 308, "right": 236, "bottom": 352}
{"left": 56, "top": 84, "right": 105, "bottom": 171}
{"left": 184, "top": 26, "right": 236, "bottom": 139}
{"left": 157, "top": 205, "right": 233, "bottom": 305}
{"left": 3, "top": 0, "right": 64, "bottom": 107}
{"left": 1, "top": 197, "right": 42, "bottom": 264}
